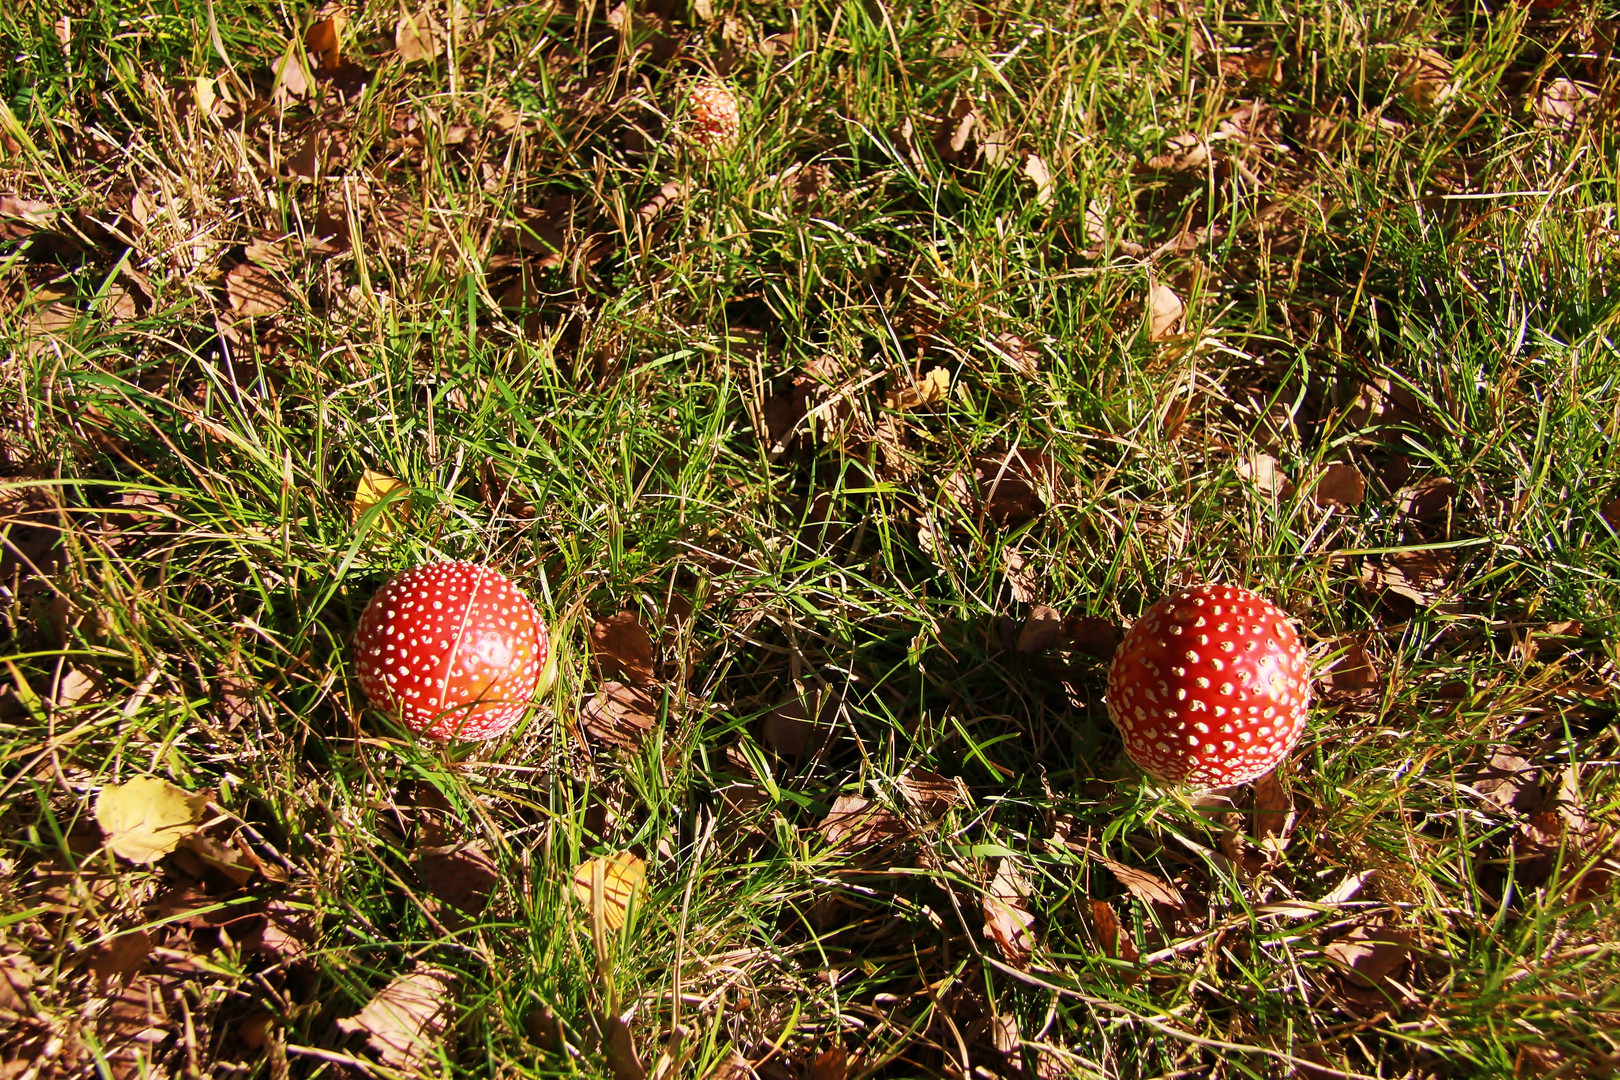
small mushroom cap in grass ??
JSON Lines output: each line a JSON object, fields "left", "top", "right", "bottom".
{"left": 354, "top": 561, "right": 548, "bottom": 741}
{"left": 684, "top": 81, "right": 741, "bottom": 151}
{"left": 1106, "top": 583, "right": 1311, "bottom": 788}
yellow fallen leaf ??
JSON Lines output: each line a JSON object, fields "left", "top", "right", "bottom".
{"left": 353, "top": 468, "right": 410, "bottom": 528}
{"left": 95, "top": 777, "right": 208, "bottom": 864}
{"left": 884, "top": 367, "right": 950, "bottom": 411}
{"left": 571, "top": 851, "right": 645, "bottom": 930}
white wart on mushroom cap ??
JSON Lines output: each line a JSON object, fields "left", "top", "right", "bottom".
{"left": 354, "top": 561, "right": 548, "bottom": 741}
{"left": 1106, "top": 583, "right": 1312, "bottom": 788}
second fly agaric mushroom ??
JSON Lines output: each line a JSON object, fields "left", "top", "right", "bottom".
{"left": 354, "top": 561, "right": 548, "bottom": 741}
{"left": 1106, "top": 583, "right": 1311, "bottom": 787}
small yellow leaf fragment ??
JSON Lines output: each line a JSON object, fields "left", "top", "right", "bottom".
{"left": 95, "top": 777, "right": 207, "bottom": 864}
{"left": 353, "top": 468, "right": 410, "bottom": 528}
{"left": 1022, "top": 153, "right": 1054, "bottom": 207}
{"left": 1147, "top": 284, "right": 1184, "bottom": 341}
{"left": 884, "top": 367, "right": 951, "bottom": 411}
{"left": 571, "top": 851, "right": 646, "bottom": 930}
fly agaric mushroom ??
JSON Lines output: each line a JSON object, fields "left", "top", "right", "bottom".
{"left": 354, "top": 561, "right": 548, "bottom": 741}
{"left": 1106, "top": 583, "right": 1311, "bottom": 787}
{"left": 684, "top": 81, "right": 740, "bottom": 151}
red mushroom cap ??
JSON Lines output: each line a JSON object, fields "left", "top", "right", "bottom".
{"left": 685, "top": 81, "right": 740, "bottom": 150}
{"left": 1106, "top": 583, "right": 1311, "bottom": 787}
{"left": 354, "top": 561, "right": 548, "bottom": 741}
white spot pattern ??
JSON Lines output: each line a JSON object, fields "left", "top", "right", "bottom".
{"left": 1104, "top": 583, "right": 1311, "bottom": 787}
{"left": 354, "top": 560, "right": 549, "bottom": 741}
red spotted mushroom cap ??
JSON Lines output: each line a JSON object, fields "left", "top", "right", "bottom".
{"left": 685, "top": 81, "right": 740, "bottom": 151}
{"left": 354, "top": 561, "right": 548, "bottom": 741}
{"left": 1106, "top": 583, "right": 1311, "bottom": 787}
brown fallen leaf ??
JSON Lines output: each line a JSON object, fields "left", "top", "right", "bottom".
{"left": 1323, "top": 636, "right": 1379, "bottom": 695}
{"left": 251, "top": 898, "right": 315, "bottom": 964}
{"left": 1532, "top": 77, "right": 1597, "bottom": 129}
{"left": 571, "top": 851, "right": 646, "bottom": 930}
{"left": 604, "top": 1009, "right": 648, "bottom": 1080}
{"left": 982, "top": 857, "right": 1036, "bottom": 966}
{"left": 581, "top": 681, "right": 659, "bottom": 750}
{"left": 896, "top": 768, "right": 966, "bottom": 816}
{"left": 1022, "top": 153, "right": 1054, "bottom": 207}
{"left": 1322, "top": 914, "right": 1412, "bottom": 988}
{"left": 1395, "top": 49, "right": 1452, "bottom": 109}
{"left": 819, "top": 794, "right": 909, "bottom": 851}
{"left": 1098, "top": 856, "right": 1184, "bottom": 909}
{"left": 1238, "top": 453, "right": 1290, "bottom": 498}
{"left": 973, "top": 447, "right": 1056, "bottom": 525}
{"left": 591, "top": 612, "right": 657, "bottom": 686}
{"left": 54, "top": 666, "right": 105, "bottom": 707}
{"left": 1397, "top": 477, "right": 1457, "bottom": 520}
{"left": 1312, "top": 462, "right": 1367, "bottom": 508}
{"left": 395, "top": 10, "right": 442, "bottom": 63}
{"left": 413, "top": 842, "right": 500, "bottom": 915}
{"left": 0, "top": 948, "right": 38, "bottom": 1012}
{"left": 762, "top": 694, "right": 832, "bottom": 757}
{"left": 226, "top": 263, "right": 290, "bottom": 317}
{"left": 1252, "top": 769, "right": 1294, "bottom": 846}
{"left": 89, "top": 930, "right": 153, "bottom": 990}
{"left": 336, "top": 968, "right": 457, "bottom": 1071}
{"left": 1147, "top": 283, "right": 1184, "bottom": 340}
{"left": 1016, "top": 605, "right": 1063, "bottom": 654}
{"left": 1467, "top": 749, "right": 1542, "bottom": 815}
{"left": 704, "top": 1049, "right": 757, "bottom": 1080}
{"left": 1002, "top": 548, "right": 1039, "bottom": 603}
{"left": 1601, "top": 498, "right": 1620, "bottom": 534}
{"left": 1145, "top": 133, "right": 1210, "bottom": 172}
{"left": 95, "top": 777, "right": 208, "bottom": 864}
{"left": 1060, "top": 614, "right": 1119, "bottom": 661}
{"left": 1089, "top": 899, "right": 1138, "bottom": 962}
{"left": 306, "top": 14, "right": 345, "bottom": 72}
{"left": 286, "top": 129, "right": 320, "bottom": 178}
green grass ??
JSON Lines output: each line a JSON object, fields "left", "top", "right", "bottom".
{"left": 1, "top": 0, "right": 1618, "bottom": 1076}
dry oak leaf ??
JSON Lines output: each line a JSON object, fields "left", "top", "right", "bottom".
{"left": 226, "top": 263, "right": 290, "bottom": 317}
{"left": 1147, "top": 283, "right": 1184, "bottom": 341}
{"left": 572, "top": 851, "right": 646, "bottom": 930}
{"left": 896, "top": 768, "right": 966, "bottom": 816}
{"left": 582, "top": 681, "right": 659, "bottom": 750}
{"left": 983, "top": 857, "right": 1036, "bottom": 966}
{"left": 95, "top": 777, "right": 208, "bottom": 864}
{"left": 336, "top": 967, "right": 457, "bottom": 1071}
{"left": 591, "top": 612, "right": 657, "bottom": 686}
{"left": 89, "top": 930, "right": 153, "bottom": 990}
